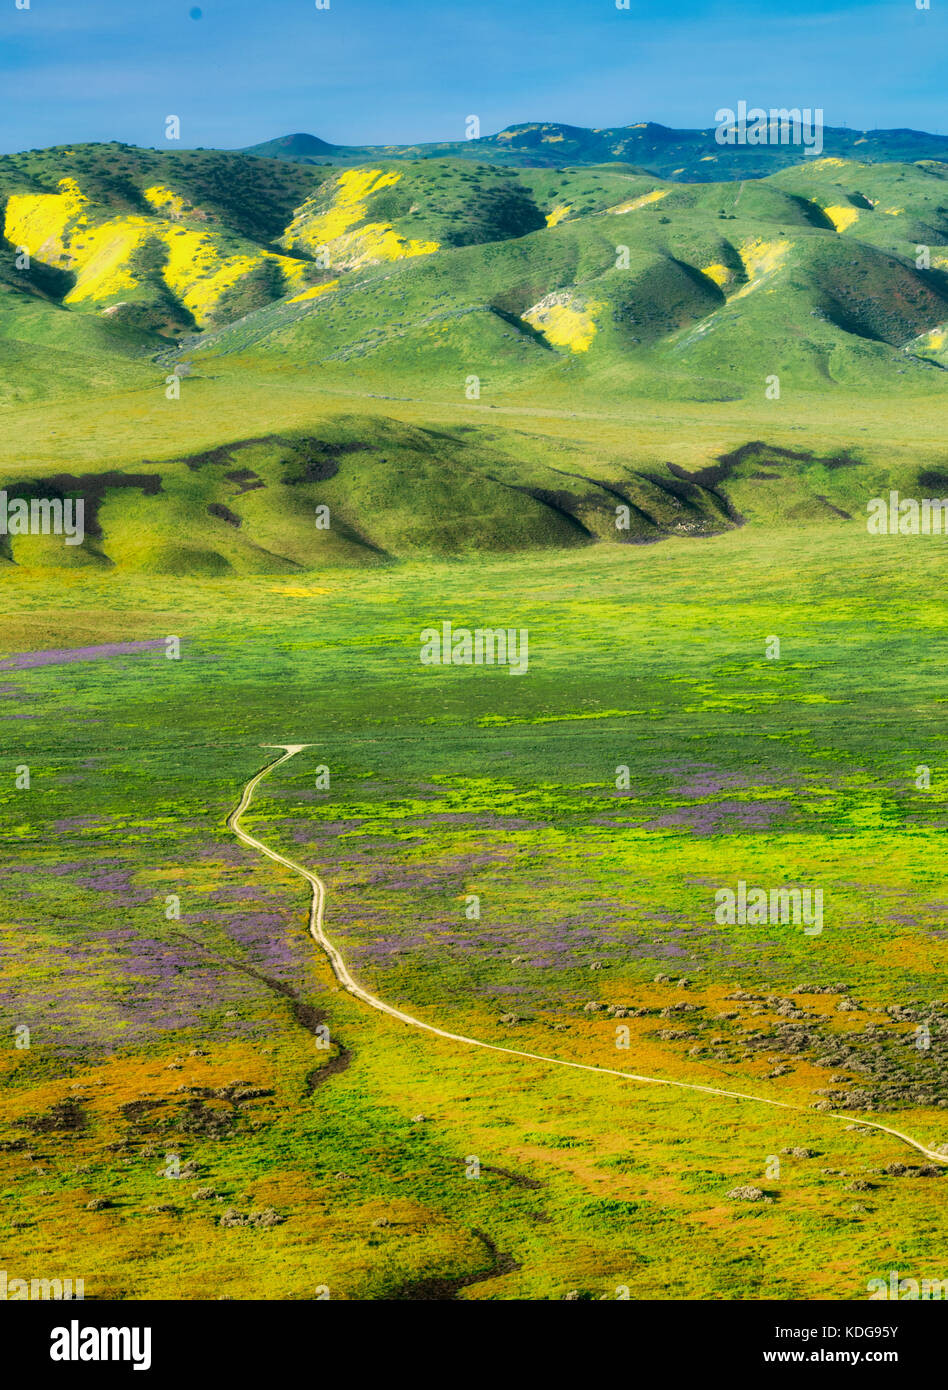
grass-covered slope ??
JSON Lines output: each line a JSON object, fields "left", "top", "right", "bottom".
{"left": 3, "top": 143, "right": 946, "bottom": 397}
{"left": 0, "top": 417, "right": 727, "bottom": 572}
{"left": 188, "top": 158, "right": 948, "bottom": 398}
{"left": 2, "top": 142, "right": 947, "bottom": 572}
{"left": 3, "top": 415, "right": 946, "bottom": 574}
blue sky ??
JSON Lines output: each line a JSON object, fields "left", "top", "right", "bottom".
{"left": 0, "top": 0, "right": 944, "bottom": 153}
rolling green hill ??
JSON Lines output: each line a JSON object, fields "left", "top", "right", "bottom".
{"left": 1, "top": 139, "right": 947, "bottom": 571}
{"left": 186, "top": 156, "right": 948, "bottom": 393}
{"left": 4, "top": 143, "right": 946, "bottom": 389}
{"left": 3, "top": 418, "right": 946, "bottom": 574}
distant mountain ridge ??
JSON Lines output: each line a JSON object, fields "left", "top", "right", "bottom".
{"left": 243, "top": 121, "right": 948, "bottom": 181}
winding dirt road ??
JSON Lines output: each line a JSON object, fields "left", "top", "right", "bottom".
{"left": 228, "top": 745, "right": 948, "bottom": 1166}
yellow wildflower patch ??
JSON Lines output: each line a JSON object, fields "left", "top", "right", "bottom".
{"left": 522, "top": 290, "right": 602, "bottom": 353}
{"left": 732, "top": 237, "right": 791, "bottom": 300}
{"left": 607, "top": 188, "right": 669, "bottom": 215}
{"left": 286, "top": 167, "right": 401, "bottom": 246}
{"left": 288, "top": 279, "right": 339, "bottom": 304}
{"left": 701, "top": 262, "right": 731, "bottom": 288}
{"left": 143, "top": 185, "right": 191, "bottom": 220}
{"left": 822, "top": 205, "right": 860, "bottom": 233}
{"left": 4, "top": 177, "right": 88, "bottom": 263}
{"left": 911, "top": 325, "right": 947, "bottom": 354}
{"left": 545, "top": 205, "right": 572, "bottom": 228}
{"left": 5, "top": 176, "right": 307, "bottom": 325}
{"left": 160, "top": 235, "right": 305, "bottom": 324}
{"left": 904, "top": 323, "right": 948, "bottom": 367}
{"left": 66, "top": 220, "right": 152, "bottom": 303}
{"left": 280, "top": 167, "right": 438, "bottom": 270}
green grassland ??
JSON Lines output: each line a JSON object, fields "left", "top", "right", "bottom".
{"left": 1, "top": 136, "right": 947, "bottom": 1300}
{"left": 1, "top": 527, "right": 947, "bottom": 1299}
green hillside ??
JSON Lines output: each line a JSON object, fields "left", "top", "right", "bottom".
{"left": 4, "top": 143, "right": 946, "bottom": 391}
{"left": 186, "top": 157, "right": 948, "bottom": 395}
{"left": 1, "top": 140, "right": 947, "bottom": 571}
{"left": 4, "top": 415, "right": 947, "bottom": 574}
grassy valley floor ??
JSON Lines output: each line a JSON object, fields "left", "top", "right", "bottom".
{"left": 1, "top": 525, "right": 946, "bottom": 1298}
